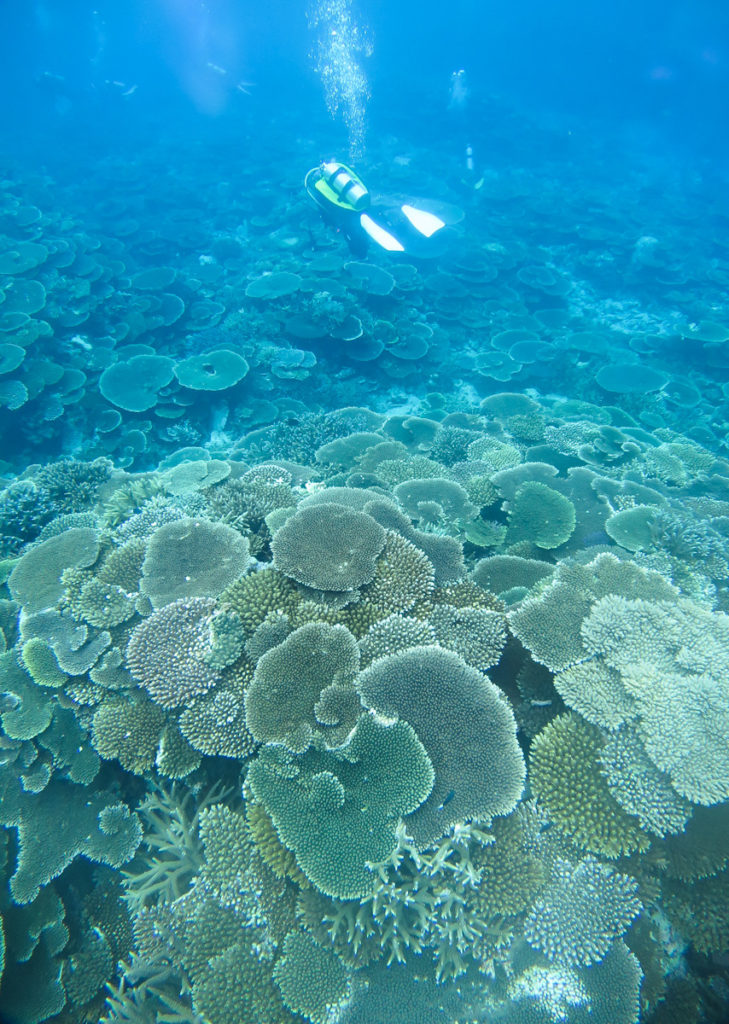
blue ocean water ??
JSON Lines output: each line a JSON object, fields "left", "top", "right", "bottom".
{"left": 1, "top": 2, "right": 728, "bottom": 1022}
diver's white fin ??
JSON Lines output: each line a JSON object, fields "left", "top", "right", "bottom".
{"left": 401, "top": 204, "right": 446, "bottom": 237}
{"left": 359, "top": 214, "right": 405, "bottom": 251}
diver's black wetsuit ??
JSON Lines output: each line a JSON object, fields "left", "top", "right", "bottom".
{"left": 315, "top": 200, "right": 369, "bottom": 257}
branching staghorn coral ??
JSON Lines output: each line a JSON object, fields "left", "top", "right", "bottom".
{"left": 121, "top": 780, "right": 232, "bottom": 914}
{"left": 100, "top": 955, "right": 206, "bottom": 1024}
{"left": 298, "top": 819, "right": 514, "bottom": 983}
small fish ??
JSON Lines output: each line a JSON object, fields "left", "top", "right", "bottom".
{"left": 437, "top": 789, "right": 455, "bottom": 810}
{"left": 105, "top": 80, "right": 139, "bottom": 98}
{"left": 207, "top": 62, "right": 228, "bottom": 76}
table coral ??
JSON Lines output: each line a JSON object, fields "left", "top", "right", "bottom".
{"left": 247, "top": 713, "right": 434, "bottom": 899}
{"left": 357, "top": 645, "right": 525, "bottom": 849}
{"left": 364, "top": 496, "right": 465, "bottom": 585}
{"left": 599, "top": 725, "right": 693, "bottom": 837}
{"left": 8, "top": 781, "right": 141, "bottom": 905}
{"left": 508, "top": 551, "right": 679, "bottom": 671}
{"left": 358, "top": 613, "right": 436, "bottom": 667}
{"left": 125, "top": 597, "right": 220, "bottom": 708}
{"left": 336, "top": 530, "right": 435, "bottom": 637}
{"left": 179, "top": 686, "right": 256, "bottom": 760}
{"left": 273, "top": 929, "right": 351, "bottom": 1024}
{"left": 524, "top": 856, "right": 641, "bottom": 966}
{"left": 244, "top": 621, "right": 361, "bottom": 752}
{"left": 581, "top": 595, "right": 729, "bottom": 805}
{"left": 140, "top": 517, "right": 250, "bottom": 608}
{"left": 8, "top": 527, "right": 100, "bottom": 615}
{"left": 91, "top": 694, "right": 167, "bottom": 774}
{"left": 271, "top": 503, "right": 386, "bottom": 592}
{"left": 529, "top": 714, "right": 650, "bottom": 859}
{"left": 220, "top": 566, "right": 300, "bottom": 635}
{"left": 506, "top": 481, "right": 577, "bottom": 549}
{"left": 428, "top": 604, "right": 507, "bottom": 672}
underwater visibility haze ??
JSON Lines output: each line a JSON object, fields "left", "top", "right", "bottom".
{"left": 1, "top": 1, "right": 729, "bottom": 1022}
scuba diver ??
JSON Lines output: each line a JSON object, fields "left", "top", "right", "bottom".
{"left": 304, "top": 161, "right": 453, "bottom": 258}
{"left": 448, "top": 69, "right": 482, "bottom": 189}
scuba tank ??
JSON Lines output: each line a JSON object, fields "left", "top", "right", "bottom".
{"left": 320, "top": 162, "right": 370, "bottom": 211}
{"left": 305, "top": 161, "right": 371, "bottom": 213}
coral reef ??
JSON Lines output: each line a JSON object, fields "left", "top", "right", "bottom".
{"left": 2, "top": 235, "right": 729, "bottom": 1019}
